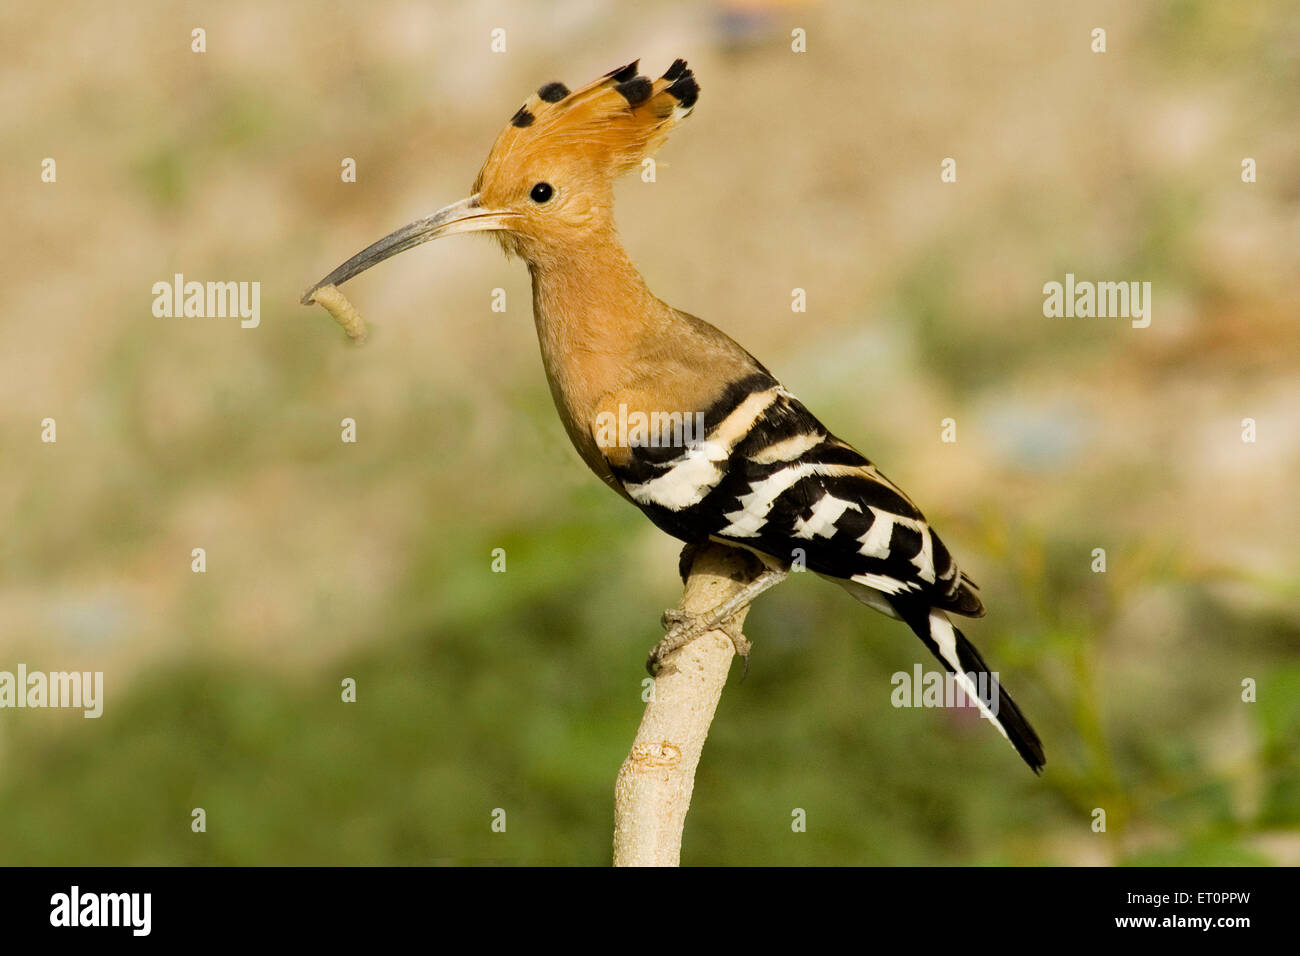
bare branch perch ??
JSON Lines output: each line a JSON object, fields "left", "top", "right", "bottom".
{"left": 613, "top": 543, "right": 764, "bottom": 867}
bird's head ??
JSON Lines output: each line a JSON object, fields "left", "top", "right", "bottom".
{"left": 302, "top": 59, "right": 698, "bottom": 302}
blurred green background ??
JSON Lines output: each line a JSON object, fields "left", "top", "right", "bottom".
{"left": 2, "top": 0, "right": 1298, "bottom": 865}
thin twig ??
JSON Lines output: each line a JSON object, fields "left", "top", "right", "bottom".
{"left": 613, "top": 543, "right": 764, "bottom": 866}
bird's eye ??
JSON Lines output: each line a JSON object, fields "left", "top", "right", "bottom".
{"left": 530, "top": 182, "right": 554, "bottom": 203}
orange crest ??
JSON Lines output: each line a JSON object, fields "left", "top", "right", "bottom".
{"left": 473, "top": 59, "right": 699, "bottom": 198}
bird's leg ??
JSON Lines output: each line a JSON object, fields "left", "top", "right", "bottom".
{"left": 647, "top": 566, "right": 788, "bottom": 675}
{"left": 659, "top": 608, "right": 753, "bottom": 666}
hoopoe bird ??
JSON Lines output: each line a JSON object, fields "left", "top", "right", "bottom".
{"left": 304, "top": 59, "right": 1046, "bottom": 773}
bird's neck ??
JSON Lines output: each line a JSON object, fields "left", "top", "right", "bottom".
{"left": 525, "top": 235, "right": 674, "bottom": 484}
{"left": 527, "top": 237, "right": 666, "bottom": 348}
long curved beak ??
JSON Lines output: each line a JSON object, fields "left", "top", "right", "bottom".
{"left": 301, "top": 195, "right": 513, "bottom": 304}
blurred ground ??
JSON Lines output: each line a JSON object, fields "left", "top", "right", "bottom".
{"left": 1, "top": 0, "right": 1298, "bottom": 864}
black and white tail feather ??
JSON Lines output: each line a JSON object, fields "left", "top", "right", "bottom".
{"left": 606, "top": 363, "right": 1046, "bottom": 773}
{"left": 889, "top": 601, "right": 1045, "bottom": 772}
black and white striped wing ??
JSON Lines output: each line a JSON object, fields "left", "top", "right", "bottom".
{"left": 605, "top": 374, "right": 983, "bottom": 617}
{"left": 604, "top": 373, "right": 1046, "bottom": 771}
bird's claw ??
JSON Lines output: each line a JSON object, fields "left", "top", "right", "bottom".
{"left": 729, "top": 625, "right": 753, "bottom": 682}
{"left": 645, "top": 607, "right": 751, "bottom": 678}
{"left": 660, "top": 607, "right": 689, "bottom": 630}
